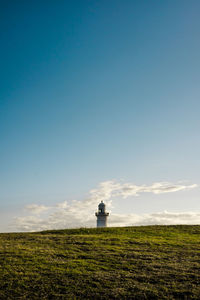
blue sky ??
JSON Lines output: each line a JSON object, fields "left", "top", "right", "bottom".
{"left": 1, "top": 1, "right": 200, "bottom": 231}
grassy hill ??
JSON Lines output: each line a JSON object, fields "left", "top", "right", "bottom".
{"left": 0, "top": 225, "right": 200, "bottom": 299}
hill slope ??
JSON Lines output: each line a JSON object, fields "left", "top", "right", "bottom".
{"left": 0, "top": 225, "right": 200, "bottom": 299}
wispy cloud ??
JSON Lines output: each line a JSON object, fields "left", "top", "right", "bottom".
{"left": 110, "top": 211, "right": 200, "bottom": 227}
{"left": 12, "top": 180, "right": 198, "bottom": 232}
{"left": 25, "top": 204, "right": 51, "bottom": 214}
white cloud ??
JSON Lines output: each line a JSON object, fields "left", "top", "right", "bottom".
{"left": 11, "top": 180, "right": 198, "bottom": 232}
{"left": 89, "top": 181, "right": 197, "bottom": 200}
{"left": 13, "top": 215, "right": 49, "bottom": 232}
{"left": 25, "top": 204, "right": 50, "bottom": 214}
{"left": 110, "top": 211, "right": 200, "bottom": 227}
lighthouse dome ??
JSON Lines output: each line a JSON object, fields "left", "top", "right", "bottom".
{"left": 98, "top": 201, "right": 105, "bottom": 208}
{"left": 98, "top": 201, "right": 106, "bottom": 213}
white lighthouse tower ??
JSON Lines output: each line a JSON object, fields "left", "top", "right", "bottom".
{"left": 95, "top": 201, "right": 109, "bottom": 228}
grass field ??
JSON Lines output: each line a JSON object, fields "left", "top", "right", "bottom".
{"left": 0, "top": 225, "right": 200, "bottom": 299}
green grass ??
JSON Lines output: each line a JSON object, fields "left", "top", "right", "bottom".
{"left": 0, "top": 225, "right": 200, "bottom": 299}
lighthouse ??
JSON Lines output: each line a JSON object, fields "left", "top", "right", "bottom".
{"left": 95, "top": 201, "right": 109, "bottom": 228}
